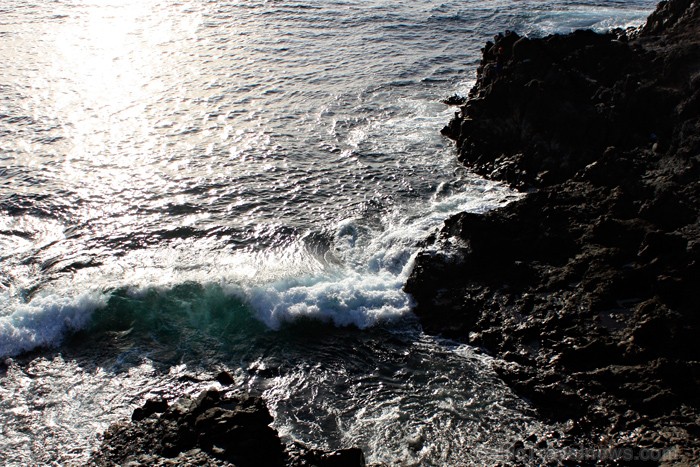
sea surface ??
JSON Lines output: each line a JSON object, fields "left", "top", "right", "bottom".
{"left": 0, "top": 1, "right": 657, "bottom": 465}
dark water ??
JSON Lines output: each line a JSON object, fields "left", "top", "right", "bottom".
{"left": 0, "top": 1, "right": 657, "bottom": 465}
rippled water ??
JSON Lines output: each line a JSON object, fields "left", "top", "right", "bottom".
{"left": 1, "top": 0, "right": 657, "bottom": 465}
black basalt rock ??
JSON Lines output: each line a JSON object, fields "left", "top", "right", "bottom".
{"left": 90, "top": 389, "right": 366, "bottom": 467}
{"left": 410, "top": 0, "right": 700, "bottom": 463}
{"left": 215, "top": 370, "right": 236, "bottom": 386}
{"left": 131, "top": 397, "right": 169, "bottom": 422}
{"left": 286, "top": 442, "right": 367, "bottom": 467}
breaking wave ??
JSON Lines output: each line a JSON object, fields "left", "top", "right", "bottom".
{"left": 0, "top": 181, "right": 515, "bottom": 359}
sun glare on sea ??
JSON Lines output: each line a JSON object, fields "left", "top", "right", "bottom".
{"left": 44, "top": 1, "right": 199, "bottom": 161}
{"left": 31, "top": 0, "right": 204, "bottom": 228}
{"left": 50, "top": 1, "right": 166, "bottom": 163}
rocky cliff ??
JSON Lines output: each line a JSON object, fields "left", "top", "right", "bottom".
{"left": 406, "top": 0, "right": 700, "bottom": 464}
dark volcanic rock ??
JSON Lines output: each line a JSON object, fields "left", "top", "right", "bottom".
{"left": 442, "top": 94, "right": 468, "bottom": 106}
{"left": 286, "top": 442, "right": 367, "bottom": 467}
{"left": 215, "top": 370, "right": 236, "bottom": 386}
{"left": 440, "top": 3, "right": 700, "bottom": 190}
{"left": 408, "top": 0, "right": 700, "bottom": 464}
{"left": 131, "top": 397, "right": 169, "bottom": 422}
{"left": 90, "top": 389, "right": 366, "bottom": 467}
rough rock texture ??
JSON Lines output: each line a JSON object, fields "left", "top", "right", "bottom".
{"left": 407, "top": 0, "right": 700, "bottom": 465}
{"left": 90, "top": 389, "right": 366, "bottom": 467}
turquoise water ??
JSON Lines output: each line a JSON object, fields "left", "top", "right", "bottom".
{"left": 0, "top": 1, "right": 657, "bottom": 465}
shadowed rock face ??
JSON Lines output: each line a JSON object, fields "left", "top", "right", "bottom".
{"left": 440, "top": 2, "right": 700, "bottom": 190}
{"left": 90, "top": 389, "right": 366, "bottom": 467}
{"left": 408, "top": 0, "right": 700, "bottom": 464}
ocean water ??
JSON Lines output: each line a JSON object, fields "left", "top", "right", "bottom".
{"left": 0, "top": 1, "right": 657, "bottom": 465}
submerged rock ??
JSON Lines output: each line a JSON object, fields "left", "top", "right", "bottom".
{"left": 408, "top": 0, "right": 700, "bottom": 464}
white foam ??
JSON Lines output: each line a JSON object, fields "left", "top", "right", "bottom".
{"left": 228, "top": 180, "right": 515, "bottom": 330}
{"left": 238, "top": 270, "right": 411, "bottom": 330}
{"left": 222, "top": 217, "right": 417, "bottom": 329}
{"left": 0, "top": 174, "right": 515, "bottom": 357}
{"left": 0, "top": 291, "right": 107, "bottom": 358}
{"left": 525, "top": 7, "right": 654, "bottom": 36}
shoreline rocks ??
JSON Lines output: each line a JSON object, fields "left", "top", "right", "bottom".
{"left": 406, "top": 0, "right": 700, "bottom": 464}
{"left": 90, "top": 388, "right": 366, "bottom": 467}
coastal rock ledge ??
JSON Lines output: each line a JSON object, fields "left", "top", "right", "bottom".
{"left": 406, "top": 0, "right": 700, "bottom": 465}
{"left": 90, "top": 388, "right": 366, "bottom": 467}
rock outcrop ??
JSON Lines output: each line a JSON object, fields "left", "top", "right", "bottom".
{"left": 90, "top": 389, "right": 366, "bottom": 467}
{"left": 407, "top": 0, "right": 700, "bottom": 464}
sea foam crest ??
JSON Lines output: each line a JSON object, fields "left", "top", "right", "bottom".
{"left": 0, "top": 291, "right": 107, "bottom": 358}
{"left": 0, "top": 181, "right": 514, "bottom": 356}
{"left": 225, "top": 214, "right": 415, "bottom": 329}
{"left": 233, "top": 182, "right": 512, "bottom": 330}
{"left": 238, "top": 269, "right": 412, "bottom": 330}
